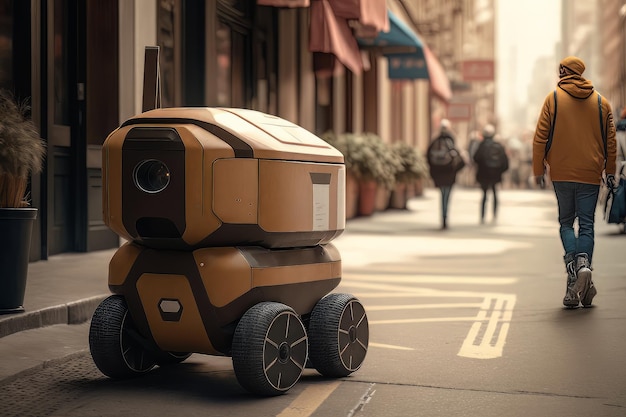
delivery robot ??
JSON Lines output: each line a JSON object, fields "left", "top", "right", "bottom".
{"left": 89, "top": 107, "right": 369, "bottom": 396}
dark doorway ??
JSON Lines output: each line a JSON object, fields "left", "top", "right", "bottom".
{"left": 45, "top": 0, "right": 118, "bottom": 256}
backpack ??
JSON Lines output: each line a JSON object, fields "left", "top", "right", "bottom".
{"left": 428, "top": 137, "right": 454, "bottom": 167}
{"left": 483, "top": 141, "right": 507, "bottom": 171}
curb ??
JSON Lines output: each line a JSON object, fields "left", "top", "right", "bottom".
{"left": 0, "top": 294, "right": 109, "bottom": 339}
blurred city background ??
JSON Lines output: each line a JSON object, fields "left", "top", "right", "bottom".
{"left": 0, "top": 0, "right": 625, "bottom": 261}
{"left": 3, "top": 3, "right": 626, "bottom": 414}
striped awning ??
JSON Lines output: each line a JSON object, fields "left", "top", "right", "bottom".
{"left": 257, "top": 0, "right": 309, "bottom": 7}
{"left": 327, "top": 0, "right": 389, "bottom": 33}
{"left": 358, "top": 10, "right": 451, "bottom": 102}
{"left": 309, "top": 0, "right": 363, "bottom": 75}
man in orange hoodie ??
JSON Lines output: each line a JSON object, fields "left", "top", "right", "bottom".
{"left": 533, "top": 56, "right": 617, "bottom": 308}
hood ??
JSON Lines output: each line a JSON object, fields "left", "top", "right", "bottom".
{"left": 557, "top": 74, "right": 594, "bottom": 99}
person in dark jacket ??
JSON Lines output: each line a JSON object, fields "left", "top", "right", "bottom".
{"left": 532, "top": 56, "right": 617, "bottom": 308}
{"left": 473, "top": 124, "right": 509, "bottom": 224}
{"left": 427, "top": 119, "right": 464, "bottom": 229}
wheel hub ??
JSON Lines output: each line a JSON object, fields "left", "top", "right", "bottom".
{"left": 348, "top": 325, "right": 357, "bottom": 343}
{"left": 278, "top": 342, "right": 290, "bottom": 363}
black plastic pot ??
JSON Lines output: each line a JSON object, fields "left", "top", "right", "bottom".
{"left": 0, "top": 208, "right": 37, "bottom": 314}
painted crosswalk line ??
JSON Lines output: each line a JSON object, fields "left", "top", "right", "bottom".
{"left": 340, "top": 274, "right": 516, "bottom": 359}
{"left": 457, "top": 294, "right": 516, "bottom": 359}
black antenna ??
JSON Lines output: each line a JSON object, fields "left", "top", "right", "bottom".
{"left": 142, "top": 46, "right": 161, "bottom": 112}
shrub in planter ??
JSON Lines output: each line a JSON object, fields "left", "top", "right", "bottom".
{"left": 0, "top": 90, "right": 46, "bottom": 313}
{"left": 344, "top": 132, "right": 400, "bottom": 189}
{"left": 390, "top": 142, "right": 428, "bottom": 208}
{"left": 320, "top": 131, "right": 358, "bottom": 219}
{"left": 320, "top": 131, "right": 402, "bottom": 215}
{"left": 343, "top": 133, "right": 400, "bottom": 215}
{"left": 391, "top": 142, "right": 428, "bottom": 185}
{"left": 0, "top": 90, "right": 46, "bottom": 208}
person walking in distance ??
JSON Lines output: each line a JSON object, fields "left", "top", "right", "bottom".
{"left": 532, "top": 56, "right": 617, "bottom": 308}
{"left": 427, "top": 119, "right": 465, "bottom": 229}
{"left": 473, "top": 124, "right": 509, "bottom": 223}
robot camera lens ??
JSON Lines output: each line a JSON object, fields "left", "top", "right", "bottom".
{"left": 133, "top": 160, "right": 171, "bottom": 193}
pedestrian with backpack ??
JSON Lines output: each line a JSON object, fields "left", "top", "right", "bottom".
{"left": 532, "top": 56, "right": 617, "bottom": 308}
{"left": 473, "top": 124, "right": 509, "bottom": 224}
{"left": 427, "top": 119, "right": 465, "bottom": 229}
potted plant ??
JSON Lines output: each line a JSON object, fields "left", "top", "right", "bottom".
{"left": 320, "top": 131, "right": 401, "bottom": 217}
{"left": 0, "top": 90, "right": 46, "bottom": 313}
{"left": 343, "top": 132, "right": 399, "bottom": 216}
{"left": 390, "top": 142, "right": 428, "bottom": 209}
{"left": 320, "top": 131, "right": 360, "bottom": 220}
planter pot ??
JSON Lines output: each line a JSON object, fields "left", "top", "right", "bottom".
{"left": 0, "top": 208, "right": 37, "bottom": 314}
{"left": 413, "top": 178, "right": 424, "bottom": 197}
{"left": 375, "top": 186, "right": 391, "bottom": 212}
{"left": 390, "top": 182, "right": 408, "bottom": 209}
{"left": 358, "top": 180, "right": 378, "bottom": 217}
{"left": 345, "top": 171, "right": 359, "bottom": 220}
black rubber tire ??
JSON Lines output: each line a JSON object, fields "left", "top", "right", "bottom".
{"left": 232, "top": 302, "right": 308, "bottom": 396}
{"left": 308, "top": 293, "right": 369, "bottom": 377}
{"left": 89, "top": 295, "right": 156, "bottom": 379}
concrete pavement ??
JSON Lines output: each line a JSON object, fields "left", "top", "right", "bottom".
{"left": 0, "top": 248, "right": 113, "bottom": 339}
{"left": 0, "top": 186, "right": 623, "bottom": 384}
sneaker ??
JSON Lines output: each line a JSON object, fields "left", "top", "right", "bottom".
{"left": 562, "top": 258, "right": 579, "bottom": 308}
{"left": 581, "top": 281, "right": 597, "bottom": 307}
{"left": 572, "top": 254, "right": 592, "bottom": 306}
{"left": 563, "top": 281, "right": 580, "bottom": 308}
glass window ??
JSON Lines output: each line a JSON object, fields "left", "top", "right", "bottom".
{"left": 0, "top": 0, "right": 13, "bottom": 91}
{"left": 158, "top": 0, "right": 178, "bottom": 108}
{"left": 53, "top": 0, "right": 69, "bottom": 125}
{"left": 216, "top": 22, "right": 231, "bottom": 107}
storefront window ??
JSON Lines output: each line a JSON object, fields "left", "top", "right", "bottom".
{"left": 216, "top": 22, "right": 231, "bottom": 107}
{"left": 53, "top": 0, "right": 69, "bottom": 125}
{"left": 158, "top": 0, "right": 179, "bottom": 108}
{"left": 0, "top": 0, "right": 12, "bottom": 91}
{"left": 215, "top": 0, "right": 253, "bottom": 108}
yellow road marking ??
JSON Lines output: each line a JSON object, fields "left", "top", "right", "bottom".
{"left": 341, "top": 280, "right": 513, "bottom": 299}
{"left": 344, "top": 274, "right": 518, "bottom": 285}
{"left": 458, "top": 294, "right": 516, "bottom": 359}
{"left": 342, "top": 275, "right": 517, "bottom": 359}
{"left": 370, "top": 316, "right": 478, "bottom": 325}
{"left": 277, "top": 381, "right": 341, "bottom": 417}
{"left": 369, "top": 342, "right": 414, "bottom": 351}
{"left": 366, "top": 303, "right": 482, "bottom": 311}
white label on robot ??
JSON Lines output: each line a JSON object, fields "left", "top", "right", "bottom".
{"left": 313, "top": 183, "right": 330, "bottom": 231}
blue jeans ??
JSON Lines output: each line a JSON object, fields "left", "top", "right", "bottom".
{"left": 552, "top": 181, "right": 600, "bottom": 263}
{"left": 440, "top": 186, "right": 452, "bottom": 221}
{"left": 480, "top": 183, "right": 497, "bottom": 221}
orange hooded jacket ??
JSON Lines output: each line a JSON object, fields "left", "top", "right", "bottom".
{"left": 532, "top": 74, "right": 617, "bottom": 185}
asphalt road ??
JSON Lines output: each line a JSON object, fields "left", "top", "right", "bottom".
{"left": 1, "top": 187, "right": 625, "bottom": 417}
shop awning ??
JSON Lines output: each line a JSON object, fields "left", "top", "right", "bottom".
{"left": 357, "top": 10, "right": 428, "bottom": 79}
{"left": 257, "top": 0, "right": 309, "bottom": 7}
{"left": 327, "top": 0, "right": 389, "bottom": 33}
{"left": 423, "top": 45, "right": 452, "bottom": 102}
{"left": 309, "top": 0, "right": 363, "bottom": 75}
{"left": 357, "top": 10, "right": 451, "bottom": 102}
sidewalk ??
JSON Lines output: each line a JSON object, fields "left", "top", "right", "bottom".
{"left": 0, "top": 249, "right": 114, "bottom": 338}
{"left": 0, "top": 248, "right": 113, "bottom": 383}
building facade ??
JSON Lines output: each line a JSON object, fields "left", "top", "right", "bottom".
{"left": 561, "top": 0, "right": 626, "bottom": 122}
{"left": 1, "top": 0, "right": 457, "bottom": 260}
